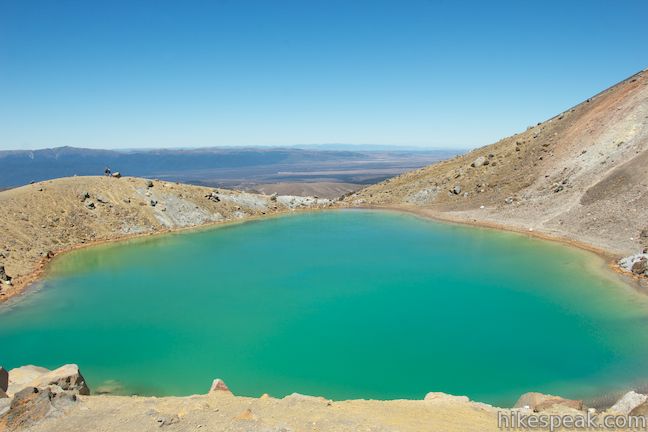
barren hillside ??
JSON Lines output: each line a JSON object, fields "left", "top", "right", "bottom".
{"left": 347, "top": 69, "right": 648, "bottom": 257}
{"left": 0, "top": 176, "right": 332, "bottom": 302}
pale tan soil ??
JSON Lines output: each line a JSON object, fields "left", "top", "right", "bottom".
{"left": 347, "top": 69, "right": 648, "bottom": 258}
{"left": 6, "top": 392, "right": 503, "bottom": 432}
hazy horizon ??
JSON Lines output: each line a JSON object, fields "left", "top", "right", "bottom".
{"left": 1, "top": 0, "right": 647, "bottom": 151}
{"left": 0, "top": 143, "right": 465, "bottom": 152}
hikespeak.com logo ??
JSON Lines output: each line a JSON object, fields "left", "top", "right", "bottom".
{"left": 498, "top": 410, "right": 648, "bottom": 431}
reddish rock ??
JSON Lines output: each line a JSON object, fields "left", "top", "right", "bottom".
{"left": 208, "top": 378, "right": 231, "bottom": 394}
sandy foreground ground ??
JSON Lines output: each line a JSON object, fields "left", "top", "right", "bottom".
{"left": 7, "top": 392, "right": 501, "bottom": 432}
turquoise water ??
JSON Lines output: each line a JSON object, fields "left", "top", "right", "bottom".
{"left": 2, "top": 210, "right": 648, "bottom": 406}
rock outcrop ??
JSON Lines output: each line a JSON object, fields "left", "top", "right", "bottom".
{"left": 632, "top": 257, "right": 648, "bottom": 275}
{"left": 619, "top": 253, "right": 648, "bottom": 278}
{"left": 471, "top": 156, "right": 488, "bottom": 168}
{"left": 6, "top": 366, "right": 49, "bottom": 396}
{"left": 0, "top": 365, "right": 89, "bottom": 430}
{"left": 7, "top": 364, "right": 89, "bottom": 396}
{"left": 0, "top": 265, "right": 11, "bottom": 285}
{"left": 0, "top": 386, "right": 78, "bottom": 431}
{"left": 630, "top": 400, "right": 648, "bottom": 416}
{"left": 514, "top": 392, "right": 583, "bottom": 412}
{"left": 608, "top": 391, "right": 648, "bottom": 415}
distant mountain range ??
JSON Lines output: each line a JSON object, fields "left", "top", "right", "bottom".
{"left": 0, "top": 146, "right": 460, "bottom": 189}
{"left": 292, "top": 144, "right": 451, "bottom": 152}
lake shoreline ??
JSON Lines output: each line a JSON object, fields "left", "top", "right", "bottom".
{"left": 5, "top": 208, "right": 648, "bottom": 406}
{"left": 0, "top": 175, "right": 339, "bottom": 306}
{"left": 3, "top": 201, "right": 645, "bottom": 307}
{"left": 361, "top": 204, "right": 647, "bottom": 295}
{"left": 0, "top": 208, "right": 301, "bottom": 306}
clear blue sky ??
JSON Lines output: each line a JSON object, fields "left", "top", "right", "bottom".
{"left": 1, "top": 0, "right": 647, "bottom": 150}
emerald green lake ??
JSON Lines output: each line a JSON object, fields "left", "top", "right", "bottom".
{"left": 2, "top": 210, "right": 648, "bottom": 406}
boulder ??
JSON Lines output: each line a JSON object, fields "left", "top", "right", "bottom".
{"left": 111, "top": 171, "right": 122, "bottom": 178}
{"left": 452, "top": 185, "right": 462, "bottom": 195}
{"left": 7, "top": 366, "right": 49, "bottom": 395}
{"left": 32, "top": 364, "right": 89, "bottom": 395}
{"left": 504, "top": 197, "right": 514, "bottom": 204}
{"left": 0, "top": 265, "right": 11, "bottom": 283}
{"left": 618, "top": 254, "right": 648, "bottom": 274}
{"left": 146, "top": 180, "right": 154, "bottom": 188}
{"left": 609, "top": 391, "right": 648, "bottom": 415}
{"left": 514, "top": 392, "right": 583, "bottom": 412}
{"left": 206, "top": 192, "right": 220, "bottom": 202}
{"left": 150, "top": 199, "right": 158, "bottom": 207}
{"left": 471, "top": 156, "right": 487, "bottom": 168}
{"left": 630, "top": 401, "right": 648, "bottom": 416}
{"left": 3, "top": 387, "right": 51, "bottom": 430}
{"left": 424, "top": 392, "right": 470, "bottom": 403}
{"left": 631, "top": 257, "right": 647, "bottom": 275}
{"left": 208, "top": 378, "right": 231, "bottom": 394}
{"left": 0, "top": 366, "right": 7, "bottom": 392}
{"left": 85, "top": 201, "right": 95, "bottom": 209}
{"left": 8, "top": 364, "right": 89, "bottom": 396}
{"left": 3, "top": 386, "right": 78, "bottom": 430}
